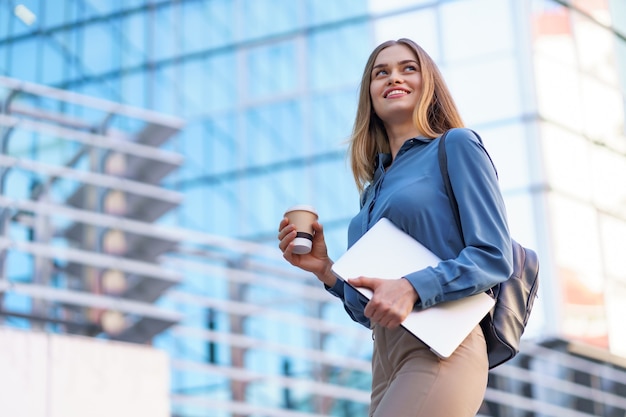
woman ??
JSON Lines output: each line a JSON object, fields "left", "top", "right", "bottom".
{"left": 278, "top": 38, "right": 513, "bottom": 417}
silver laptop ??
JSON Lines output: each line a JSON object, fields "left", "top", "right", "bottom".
{"left": 331, "top": 217, "right": 495, "bottom": 359}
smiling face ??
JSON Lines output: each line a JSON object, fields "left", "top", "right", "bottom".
{"left": 369, "top": 44, "right": 422, "bottom": 128}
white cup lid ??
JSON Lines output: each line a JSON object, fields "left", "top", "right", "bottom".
{"left": 284, "top": 205, "right": 318, "bottom": 216}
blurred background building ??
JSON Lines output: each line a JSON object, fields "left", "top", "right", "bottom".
{"left": 0, "top": 0, "right": 625, "bottom": 416}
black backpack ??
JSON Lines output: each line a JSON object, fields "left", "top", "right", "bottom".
{"left": 438, "top": 130, "right": 540, "bottom": 369}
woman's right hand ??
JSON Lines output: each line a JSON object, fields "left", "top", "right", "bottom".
{"left": 278, "top": 217, "right": 336, "bottom": 287}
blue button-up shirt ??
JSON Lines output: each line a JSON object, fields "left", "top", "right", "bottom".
{"left": 327, "top": 128, "right": 513, "bottom": 328}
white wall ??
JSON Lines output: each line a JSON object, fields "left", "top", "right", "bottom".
{"left": 0, "top": 327, "right": 170, "bottom": 417}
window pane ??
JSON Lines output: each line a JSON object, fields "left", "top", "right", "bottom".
{"left": 542, "top": 123, "right": 593, "bottom": 200}
{"left": 182, "top": 0, "right": 234, "bottom": 50}
{"left": 441, "top": 0, "right": 515, "bottom": 62}
{"left": 306, "top": 0, "right": 367, "bottom": 25}
{"left": 83, "top": 22, "right": 117, "bottom": 74}
{"left": 247, "top": 41, "right": 297, "bottom": 100}
{"left": 590, "top": 146, "right": 626, "bottom": 214}
{"left": 41, "top": 41, "right": 66, "bottom": 85}
{"left": 372, "top": 9, "right": 439, "bottom": 59}
{"left": 368, "top": 0, "right": 431, "bottom": 13}
{"left": 444, "top": 56, "right": 522, "bottom": 125}
{"left": 205, "top": 53, "right": 237, "bottom": 113}
{"left": 308, "top": 23, "right": 370, "bottom": 90}
{"left": 10, "top": 39, "right": 38, "bottom": 82}
{"left": 240, "top": 0, "right": 301, "bottom": 41}
{"left": 153, "top": 5, "right": 177, "bottom": 61}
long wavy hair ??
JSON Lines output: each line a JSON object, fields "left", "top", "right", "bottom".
{"left": 348, "top": 38, "right": 465, "bottom": 192}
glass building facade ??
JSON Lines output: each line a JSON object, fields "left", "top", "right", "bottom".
{"left": 1, "top": 0, "right": 625, "bottom": 416}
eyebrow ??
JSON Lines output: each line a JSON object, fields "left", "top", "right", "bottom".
{"left": 372, "top": 59, "right": 419, "bottom": 71}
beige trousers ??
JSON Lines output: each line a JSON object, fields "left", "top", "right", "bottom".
{"left": 369, "top": 324, "right": 488, "bottom": 417}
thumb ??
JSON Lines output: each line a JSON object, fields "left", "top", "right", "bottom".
{"left": 348, "top": 276, "right": 378, "bottom": 289}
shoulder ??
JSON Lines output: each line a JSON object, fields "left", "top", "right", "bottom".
{"left": 443, "top": 128, "right": 481, "bottom": 149}
{"left": 443, "top": 128, "right": 498, "bottom": 176}
{"left": 442, "top": 128, "right": 487, "bottom": 158}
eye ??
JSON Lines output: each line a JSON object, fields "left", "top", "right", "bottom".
{"left": 405, "top": 65, "right": 418, "bottom": 72}
{"left": 374, "top": 69, "right": 388, "bottom": 77}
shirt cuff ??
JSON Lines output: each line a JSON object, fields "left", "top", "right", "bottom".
{"left": 325, "top": 279, "right": 345, "bottom": 299}
{"left": 404, "top": 267, "right": 443, "bottom": 309}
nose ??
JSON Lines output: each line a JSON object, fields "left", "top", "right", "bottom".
{"left": 387, "top": 70, "right": 404, "bottom": 85}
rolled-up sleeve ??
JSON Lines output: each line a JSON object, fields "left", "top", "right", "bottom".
{"left": 325, "top": 280, "right": 371, "bottom": 328}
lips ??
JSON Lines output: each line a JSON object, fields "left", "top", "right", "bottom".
{"left": 384, "top": 88, "right": 410, "bottom": 98}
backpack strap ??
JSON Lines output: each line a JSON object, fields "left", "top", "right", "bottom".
{"left": 437, "top": 129, "right": 498, "bottom": 244}
{"left": 437, "top": 131, "right": 463, "bottom": 243}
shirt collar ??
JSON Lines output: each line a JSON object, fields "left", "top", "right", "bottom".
{"left": 374, "top": 136, "right": 432, "bottom": 169}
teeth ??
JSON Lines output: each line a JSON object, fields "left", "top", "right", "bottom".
{"left": 386, "top": 90, "right": 408, "bottom": 97}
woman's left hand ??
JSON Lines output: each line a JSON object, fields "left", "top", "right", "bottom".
{"left": 348, "top": 277, "right": 419, "bottom": 329}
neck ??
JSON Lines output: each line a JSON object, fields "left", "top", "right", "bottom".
{"left": 385, "top": 122, "right": 421, "bottom": 160}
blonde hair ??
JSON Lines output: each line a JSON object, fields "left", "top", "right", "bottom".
{"left": 348, "top": 38, "right": 465, "bottom": 193}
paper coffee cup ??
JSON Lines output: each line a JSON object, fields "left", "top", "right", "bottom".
{"left": 284, "top": 205, "right": 318, "bottom": 254}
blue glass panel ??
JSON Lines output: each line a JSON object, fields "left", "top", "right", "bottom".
{"left": 180, "top": 60, "right": 205, "bottom": 117}
{"left": 120, "top": 71, "right": 147, "bottom": 108}
{"left": 244, "top": 100, "right": 303, "bottom": 166}
{"left": 247, "top": 40, "right": 297, "bottom": 99}
{"left": 153, "top": 65, "right": 177, "bottom": 115}
{"left": 33, "top": 136, "right": 66, "bottom": 166}
{"left": 305, "top": 0, "right": 368, "bottom": 25}
{"left": 10, "top": 39, "right": 38, "bottom": 82}
{"left": 85, "top": 0, "right": 123, "bottom": 15}
{"left": 3, "top": 167, "right": 33, "bottom": 201}
{"left": 308, "top": 23, "right": 370, "bottom": 90}
{"left": 0, "top": 4, "right": 11, "bottom": 37}
{"left": 312, "top": 159, "right": 359, "bottom": 248}
{"left": 204, "top": 53, "right": 237, "bottom": 113}
{"left": 181, "top": 0, "right": 235, "bottom": 53}
{"left": 205, "top": 183, "right": 238, "bottom": 236}
{"left": 0, "top": 44, "right": 7, "bottom": 74}
{"left": 74, "top": 82, "right": 117, "bottom": 115}
{"left": 83, "top": 22, "right": 118, "bottom": 74}
{"left": 263, "top": 167, "right": 309, "bottom": 222}
{"left": 245, "top": 174, "right": 286, "bottom": 235}
{"left": 123, "top": 11, "right": 147, "bottom": 67}
{"left": 2, "top": 292, "right": 32, "bottom": 316}
{"left": 177, "top": 123, "right": 206, "bottom": 180}
{"left": 41, "top": 41, "right": 66, "bottom": 85}
{"left": 240, "top": 0, "right": 300, "bottom": 40}
{"left": 180, "top": 2, "right": 207, "bottom": 55}
{"left": 204, "top": 113, "right": 237, "bottom": 175}
{"left": 49, "top": 29, "right": 74, "bottom": 65}
{"left": 368, "top": 0, "right": 431, "bottom": 13}
{"left": 42, "top": 0, "right": 67, "bottom": 28}
{"left": 120, "top": 0, "right": 148, "bottom": 8}
{"left": 64, "top": 0, "right": 86, "bottom": 26}
{"left": 153, "top": 5, "right": 177, "bottom": 62}
{"left": 10, "top": 0, "right": 39, "bottom": 35}
{"left": 372, "top": 9, "right": 439, "bottom": 60}
{"left": 310, "top": 91, "right": 356, "bottom": 152}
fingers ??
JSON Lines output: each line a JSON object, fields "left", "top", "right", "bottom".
{"left": 277, "top": 218, "right": 296, "bottom": 252}
{"left": 365, "top": 299, "right": 403, "bottom": 329}
{"left": 348, "top": 276, "right": 377, "bottom": 289}
{"left": 277, "top": 217, "right": 292, "bottom": 238}
{"left": 357, "top": 278, "right": 414, "bottom": 329}
{"left": 311, "top": 221, "right": 323, "bottom": 236}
